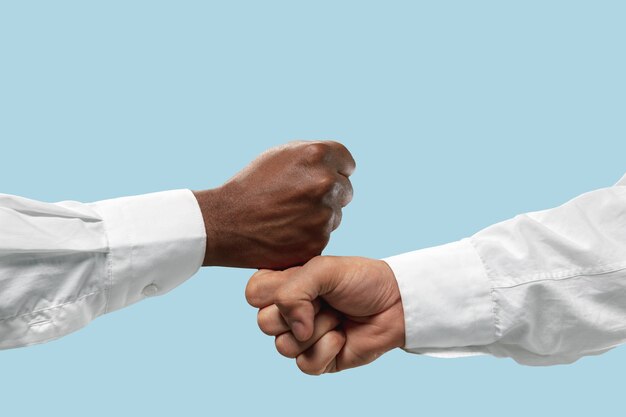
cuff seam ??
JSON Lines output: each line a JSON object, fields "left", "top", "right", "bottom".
{"left": 90, "top": 203, "right": 114, "bottom": 314}
{"left": 0, "top": 289, "right": 103, "bottom": 324}
{"left": 468, "top": 237, "right": 500, "bottom": 341}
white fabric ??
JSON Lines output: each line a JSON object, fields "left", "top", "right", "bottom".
{"left": 385, "top": 175, "right": 626, "bottom": 365}
{"left": 0, "top": 189, "right": 206, "bottom": 349}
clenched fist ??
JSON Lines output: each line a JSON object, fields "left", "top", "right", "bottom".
{"left": 246, "top": 256, "right": 405, "bottom": 375}
{"left": 193, "top": 141, "right": 355, "bottom": 269}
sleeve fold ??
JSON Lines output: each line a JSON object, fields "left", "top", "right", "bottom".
{"left": 0, "top": 189, "right": 206, "bottom": 349}
{"left": 385, "top": 174, "right": 626, "bottom": 365}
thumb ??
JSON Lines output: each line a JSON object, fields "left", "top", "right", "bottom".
{"left": 274, "top": 257, "right": 341, "bottom": 342}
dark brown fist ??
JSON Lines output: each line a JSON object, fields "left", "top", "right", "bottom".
{"left": 193, "top": 141, "right": 355, "bottom": 269}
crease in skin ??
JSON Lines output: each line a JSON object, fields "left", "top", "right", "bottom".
{"left": 262, "top": 258, "right": 403, "bottom": 374}
{"left": 276, "top": 309, "right": 341, "bottom": 358}
{"left": 296, "top": 329, "right": 345, "bottom": 375}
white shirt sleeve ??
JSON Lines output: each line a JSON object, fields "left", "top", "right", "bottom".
{"left": 0, "top": 189, "right": 206, "bottom": 349}
{"left": 384, "top": 174, "right": 626, "bottom": 365}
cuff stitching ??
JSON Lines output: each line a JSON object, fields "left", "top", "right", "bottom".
{"left": 468, "top": 237, "right": 501, "bottom": 341}
{"left": 90, "top": 204, "right": 114, "bottom": 314}
{"left": 0, "top": 289, "right": 103, "bottom": 323}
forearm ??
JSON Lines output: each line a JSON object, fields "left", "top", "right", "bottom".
{"left": 0, "top": 140, "right": 354, "bottom": 349}
{"left": 0, "top": 189, "right": 205, "bottom": 349}
{"left": 387, "top": 178, "right": 626, "bottom": 365}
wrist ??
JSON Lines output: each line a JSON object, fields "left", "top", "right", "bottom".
{"left": 383, "top": 240, "right": 493, "bottom": 351}
{"left": 379, "top": 259, "right": 406, "bottom": 350}
{"left": 390, "top": 301, "right": 406, "bottom": 350}
{"left": 192, "top": 187, "right": 228, "bottom": 267}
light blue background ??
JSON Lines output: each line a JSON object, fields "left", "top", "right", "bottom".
{"left": 1, "top": 1, "right": 625, "bottom": 415}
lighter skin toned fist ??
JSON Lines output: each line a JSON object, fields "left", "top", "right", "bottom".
{"left": 245, "top": 256, "right": 406, "bottom": 375}
{"left": 192, "top": 141, "right": 355, "bottom": 269}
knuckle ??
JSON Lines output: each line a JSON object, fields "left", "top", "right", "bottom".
{"left": 322, "top": 310, "right": 341, "bottom": 328}
{"left": 296, "top": 357, "right": 324, "bottom": 376}
{"left": 321, "top": 140, "right": 343, "bottom": 152}
{"left": 273, "top": 287, "right": 294, "bottom": 309}
{"left": 256, "top": 309, "right": 271, "bottom": 334}
{"left": 326, "top": 139, "right": 345, "bottom": 151}
{"left": 302, "top": 142, "right": 331, "bottom": 164}
{"left": 244, "top": 280, "right": 260, "bottom": 306}
{"left": 313, "top": 174, "right": 336, "bottom": 196}
{"left": 330, "top": 329, "right": 346, "bottom": 347}
{"left": 344, "top": 181, "right": 354, "bottom": 202}
{"left": 324, "top": 140, "right": 343, "bottom": 149}
{"left": 327, "top": 140, "right": 356, "bottom": 168}
{"left": 275, "top": 334, "right": 298, "bottom": 359}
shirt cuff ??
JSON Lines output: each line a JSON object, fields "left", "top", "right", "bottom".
{"left": 383, "top": 238, "right": 495, "bottom": 352}
{"left": 90, "top": 189, "right": 206, "bottom": 313}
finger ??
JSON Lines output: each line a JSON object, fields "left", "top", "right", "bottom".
{"left": 331, "top": 209, "right": 343, "bottom": 232}
{"left": 327, "top": 175, "right": 352, "bottom": 231}
{"left": 324, "top": 141, "right": 356, "bottom": 177}
{"left": 274, "top": 257, "right": 342, "bottom": 341}
{"left": 333, "top": 316, "right": 399, "bottom": 373}
{"left": 257, "top": 300, "right": 322, "bottom": 336}
{"left": 296, "top": 329, "right": 346, "bottom": 375}
{"left": 333, "top": 174, "right": 353, "bottom": 208}
{"left": 245, "top": 268, "right": 298, "bottom": 308}
{"left": 274, "top": 308, "right": 340, "bottom": 358}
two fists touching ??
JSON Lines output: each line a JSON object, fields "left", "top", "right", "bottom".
{"left": 196, "top": 140, "right": 404, "bottom": 375}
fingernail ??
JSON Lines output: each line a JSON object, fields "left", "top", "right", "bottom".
{"left": 291, "top": 320, "right": 307, "bottom": 341}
